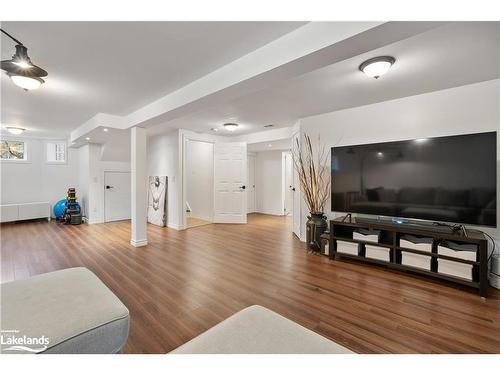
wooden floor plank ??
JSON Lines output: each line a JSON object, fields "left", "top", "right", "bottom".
{"left": 1, "top": 214, "right": 499, "bottom": 353}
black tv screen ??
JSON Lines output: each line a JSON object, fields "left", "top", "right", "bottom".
{"left": 331, "top": 132, "right": 497, "bottom": 227}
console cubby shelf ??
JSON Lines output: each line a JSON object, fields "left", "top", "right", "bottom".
{"left": 328, "top": 218, "right": 489, "bottom": 297}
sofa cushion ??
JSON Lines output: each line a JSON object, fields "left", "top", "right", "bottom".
{"left": 398, "top": 187, "right": 436, "bottom": 205}
{"left": 434, "top": 189, "right": 469, "bottom": 207}
{"left": 366, "top": 188, "right": 380, "bottom": 202}
{"left": 469, "top": 188, "right": 495, "bottom": 208}
{"left": 366, "top": 187, "right": 398, "bottom": 203}
{"left": 486, "top": 197, "right": 496, "bottom": 209}
{"left": 170, "top": 305, "right": 354, "bottom": 354}
{"left": 0, "top": 267, "right": 129, "bottom": 354}
{"left": 377, "top": 188, "right": 398, "bottom": 203}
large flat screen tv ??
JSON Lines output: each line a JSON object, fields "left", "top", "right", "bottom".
{"left": 331, "top": 132, "right": 497, "bottom": 227}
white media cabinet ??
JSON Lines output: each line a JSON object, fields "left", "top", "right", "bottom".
{"left": 0, "top": 202, "right": 51, "bottom": 223}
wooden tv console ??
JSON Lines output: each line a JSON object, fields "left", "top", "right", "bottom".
{"left": 328, "top": 218, "right": 489, "bottom": 297}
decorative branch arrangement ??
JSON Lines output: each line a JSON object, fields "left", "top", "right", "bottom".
{"left": 291, "top": 133, "right": 330, "bottom": 214}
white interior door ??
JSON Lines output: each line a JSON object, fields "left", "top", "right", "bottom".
{"left": 247, "top": 154, "right": 256, "bottom": 213}
{"left": 284, "top": 152, "right": 293, "bottom": 216}
{"left": 104, "top": 171, "right": 131, "bottom": 222}
{"left": 214, "top": 142, "right": 247, "bottom": 223}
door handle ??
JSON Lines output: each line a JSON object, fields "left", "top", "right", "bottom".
{"left": 240, "top": 185, "right": 246, "bottom": 190}
{"left": 106, "top": 185, "right": 114, "bottom": 189}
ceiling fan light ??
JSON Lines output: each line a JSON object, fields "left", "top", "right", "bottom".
{"left": 12, "top": 60, "right": 32, "bottom": 69}
{"left": 0, "top": 31, "right": 48, "bottom": 90}
{"left": 9, "top": 75, "right": 43, "bottom": 90}
{"left": 359, "top": 56, "right": 395, "bottom": 79}
{"left": 223, "top": 123, "right": 239, "bottom": 132}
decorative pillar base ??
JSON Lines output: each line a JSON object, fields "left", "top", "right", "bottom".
{"left": 130, "top": 239, "right": 148, "bottom": 247}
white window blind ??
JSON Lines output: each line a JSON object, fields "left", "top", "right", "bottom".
{"left": 47, "top": 142, "right": 66, "bottom": 163}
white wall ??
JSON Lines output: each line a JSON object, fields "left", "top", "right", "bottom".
{"left": 147, "top": 129, "right": 180, "bottom": 229}
{"left": 255, "top": 150, "right": 284, "bottom": 216}
{"left": 147, "top": 128, "right": 230, "bottom": 229}
{"left": 186, "top": 140, "right": 213, "bottom": 221}
{"left": 100, "top": 133, "right": 131, "bottom": 162}
{"left": 78, "top": 143, "right": 130, "bottom": 224}
{"left": 78, "top": 144, "right": 90, "bottom": 218}
{"left": 297, "top": 79, "right": 500, "bottom": 245}
{"left": 1, "top": 138, "right": 80, "bottom": 217}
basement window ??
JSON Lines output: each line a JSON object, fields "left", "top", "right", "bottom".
{"left": 0, "top": 139, "right": 27, "bottom": 161}
{"left": 46, "top": 141, "right": 67, "bottom": 163}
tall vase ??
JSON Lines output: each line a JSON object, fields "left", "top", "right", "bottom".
{"left": 306, "top": 213, "right": 327, "bottom": 252}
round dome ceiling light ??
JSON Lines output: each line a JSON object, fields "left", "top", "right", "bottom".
{"left": 1, "top": 29, "right": 48, "bottom": 91}
{"left": 359, "top": 56, "right": 395, "bottom": 79}
{"left": 223, "top": 123, "right": 239, "bottom": 132}
{"left": 6, "top": 126, "right": 26, "bottom": 135}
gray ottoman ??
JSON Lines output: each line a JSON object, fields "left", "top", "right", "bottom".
{"left": 170, "top": 305, "right": 353, "bottom": 354}
{"left": 1, "top": 267, "right": 129, "bottom": 354}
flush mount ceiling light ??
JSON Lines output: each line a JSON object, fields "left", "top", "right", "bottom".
{"left": 1, "top": 28, "right": 48, "bottom": 91}
{"left": 223, "top": 123, "right": 239, "bottom": 132}
{"left": 6, "top": 126, "right": 25, "bottom": 135}
{"left": 359, "top": 56, "right": 395, "bottom": 79}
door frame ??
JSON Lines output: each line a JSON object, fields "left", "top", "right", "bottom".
{"left": 103, "top": 170, "right": 132, "bottom": 223}
{"left": 282, "top": 150, "right": 293, "bottom": 216}
{"left": 181, "top": 132, "right": 215, "bottom": 230}
{"left": 291, "top": 129, "right": 303, "bottom": 239}
{"left": 247, "top": 153, "right": 257, "bottom": 214}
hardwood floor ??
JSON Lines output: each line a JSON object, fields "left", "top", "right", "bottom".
{"left": 1, "top": 214, "right": 499, "bottom": 353}
{"left": 186, "top": 217, "right": 212, "bottom": 228}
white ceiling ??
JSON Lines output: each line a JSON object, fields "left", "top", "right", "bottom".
{"left": 2, "top": 22, "right": 498, "bottom": 141}
{"left": 248, "top": 138, "right": 292, "bottom": 152}
{"left": 154, "top": 22, "right": 500, "bottom": 136}
{"left": 0, "top": 21, "right": 305, "bottom": 137}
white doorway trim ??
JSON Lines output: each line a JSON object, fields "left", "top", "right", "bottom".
{"left": 291, "top": 129, "right": 302, "bottom": 239}
{"left": 181, "top": 132, "right": 215, "bottom": 230}
{"left": 247, "top": 153, "right": 257, "bottom": 214}
{"left": 282, "top": 151, "right": 293, "bottom": 216}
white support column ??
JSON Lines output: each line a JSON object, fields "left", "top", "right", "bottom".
{"left": 130, "top": 126, "right": 148, "bottom": 247}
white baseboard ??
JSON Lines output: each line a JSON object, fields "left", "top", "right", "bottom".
{"left": 189, "top": 215, "right": 212, "bottom": 222}
{"left": 130, "top": 239, "right": 148, "bottom": 247}
{"left": 87, "top": 219, "right": 104, "bottom": 225}
{"left": 167, "top": 222, "right": 182, "bottom": 230}
{"left": 255, "top": 209, "right": 285, "bottom": 216}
